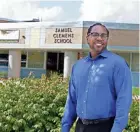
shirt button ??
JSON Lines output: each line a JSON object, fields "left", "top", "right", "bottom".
{"left": 86, "top": 90, "right": 88, "bottom": 93}
{"left": 84, "top": 100, "right": 86, "bottom": 103}
{"left": 82, "top": 111, "right": 83, "bottom": 114}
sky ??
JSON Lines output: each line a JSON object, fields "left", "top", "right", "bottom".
{"left": 0, "top": 0, "right": 139, "bottom": 24}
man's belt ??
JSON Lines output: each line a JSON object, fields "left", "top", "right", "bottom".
{"left": 79, "top": 117, "right": 115, "bottom": 125}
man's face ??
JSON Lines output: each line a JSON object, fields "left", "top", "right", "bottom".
{"left": 87, "top": 25, "right": 109, "bottom": 54}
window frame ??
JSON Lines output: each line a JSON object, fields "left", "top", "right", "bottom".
{"left": 0, "top": 53, "right": 9, "bottom": 67}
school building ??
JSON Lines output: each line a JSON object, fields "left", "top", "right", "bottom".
{"left": 0, "top": 21, "right": 139, "bottom": 87}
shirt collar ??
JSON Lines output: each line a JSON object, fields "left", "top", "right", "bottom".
{"left": 86, "top": 49, "right": 109, "bottom": 61}
{"left": 100, "top": 49, "right": 109, "bottom": 58}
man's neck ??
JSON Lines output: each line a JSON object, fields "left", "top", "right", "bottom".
{"left": 90, "top": 49, "right": 99, "bottom": 59}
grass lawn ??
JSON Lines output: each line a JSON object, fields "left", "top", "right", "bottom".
{"left": 132, "top": 87, "right": 139, "bottom": 96}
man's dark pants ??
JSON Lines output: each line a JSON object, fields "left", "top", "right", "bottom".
{"left": 75, "top": 117, "right": 114, "bottom": 132}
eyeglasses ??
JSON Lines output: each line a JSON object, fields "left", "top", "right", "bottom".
{"left": 88, "top": 32, "right": 108, "bottom": 40}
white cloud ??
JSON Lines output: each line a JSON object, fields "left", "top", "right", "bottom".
{"left": 79, "top": 0, "right": 139, "bottom": 24}
{"left": 0, "top": 0, "right": 63, "bottom": 21}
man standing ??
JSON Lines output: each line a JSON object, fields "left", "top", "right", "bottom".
{"left": 61, "top": 23, "right": 132, "bottom": 132}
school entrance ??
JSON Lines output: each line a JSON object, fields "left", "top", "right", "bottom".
{"left": 46, "top": 52, "right": 64, "bottom": 74}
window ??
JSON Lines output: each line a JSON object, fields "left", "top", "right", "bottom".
{"left": 78, "top": 51, "right": 88, "bottom": 59}
{"left": 28, "top": 51, "right": 44, "bottom": 68}
{"left": 114, "top": 52, "right": 130, "bottom": 67}
{"left": 21, "top": 54, "right": 27, "bottom": 67}
{"left": 131, "top": 53, "right": 139, "bottom": 72}
{"left": 0, "top": 54, "right": 8, "bottom": 67}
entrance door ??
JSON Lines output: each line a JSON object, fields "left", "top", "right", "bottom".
{"left": 46, "top": 52, "right": 64, "bottom": 74}
{"left": 58, "top": 53, "right": 64, "bottom": 73}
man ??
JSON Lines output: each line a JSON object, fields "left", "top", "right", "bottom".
{"left": 61, "top": 23, "right": 132, "bottom": 132}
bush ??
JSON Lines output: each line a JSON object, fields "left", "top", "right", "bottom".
{"left": 0, "top": 74, "right": 139, "bottom": 132}
{"left": 124, "top": 98, "right": 139, "bottom": 132}
{"left": 0, "top": 73, "right": 68, "bottom": 132}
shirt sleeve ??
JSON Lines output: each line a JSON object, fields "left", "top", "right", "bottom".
{"left": 111, "top": 60, "right": 132, "bottom": 132}
{"left": 61, "top": 65, "right": 77, "bottom": 132}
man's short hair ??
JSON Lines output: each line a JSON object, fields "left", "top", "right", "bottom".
{"left": 87, "top": 23, "right": 109, "bottom": 36}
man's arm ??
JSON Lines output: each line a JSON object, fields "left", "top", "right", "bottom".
{"left": 61, "top": 65, "right": 77, "bottom": 132}
{"left": 111, "top": 61, "right": 132, "bottom": 132}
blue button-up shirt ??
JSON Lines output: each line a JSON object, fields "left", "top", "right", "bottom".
{"left": 61, "top": 49, "right": 132, "bottom": 132}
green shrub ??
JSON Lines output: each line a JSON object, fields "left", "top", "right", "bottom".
{"left": 0, "top": 73, "right": 139, "bottom": 132}
{"left": 124, "top": 98, "right": 139, "bottom": 132}
{"left": 132, "top": 88, "right": 139, "bottom": 96}
{"left": 0, "top": 73, "right": 68, "bottom": 132}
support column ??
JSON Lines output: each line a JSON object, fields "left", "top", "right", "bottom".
{"left": 8, "top": 50, "right": 21, "bottom": 78}
{"left": 63, "top": 51, "right": 77, "bottom": 78}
